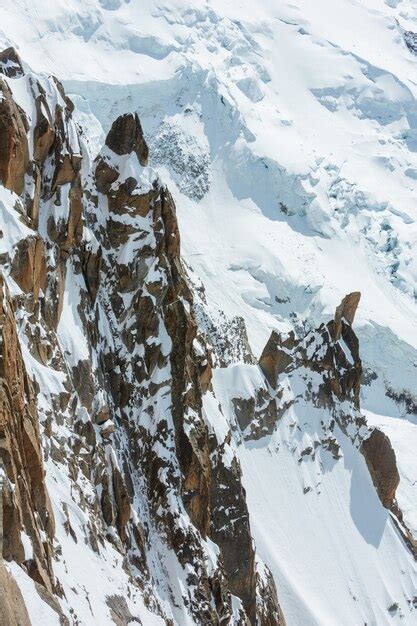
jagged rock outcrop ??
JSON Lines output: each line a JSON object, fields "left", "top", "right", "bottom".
{"left": 256, "top": 562, "right": 286, "bottom": 626}
{"left": 89, "top": 112, "right": 279, "bottom": 622}
{"left": 105, "top": 112, "right": 149, "bottom": 166}
{"left": 232, "top": 387, "right": 279, "bottom": 441}
{"left": 1, "top": 41, "right": 412, "bottom": 624}
{"left": 259, "top": 331, "right": 295, "bottom": 388}
{"left": 234, "top": 293, "right": 410, "bottom": 556}
{"left": 237, "top": 293, "right": 364, "bottom": 444}
{"left": 0, "top": 47, "right": 24, "bottom": 78}
{"left": 259, "top": 292, "right": 363, "bottom": 414}
{"left": 210, "top": 433, "right": 256, "bottom": 622}
{"left": 332, "top": 291, "right": 361, "bottom": 341}
{"left": 0, "top": 48, "right": 283, "bottom": 624}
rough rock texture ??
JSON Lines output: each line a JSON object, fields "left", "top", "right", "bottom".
{"left": 256, "top": 563, "right": 286, "bottom": 626}
{"left": 11, "top": 236, "right": 47, "bottom": 300}
{"left": 0, "top": 49, "right": 283, "bottom": 624}
{"left": 0, "top": 564, "right": 31, "bottom": 626}
{"left": 259, "top": 331, "right": 295, "bottom": 388}
{"left": 210, "top": 442, "right": 257, "bottom": 622}
{"left": 258, "top": 294, "right": 363, "bottom": 414}
{"left": 227, "top": 292, "right": 412, "bottom": 559}
{"left": 105, "top": 112, "right": 149, "bottom": 165}
{"left": 361, "top": 428, "right": 400, "bottom": 509}
{"left": 332, "top": 291, "right": 361, "bottom": 341}
{"left": 232, "top": 388, "right": 279, "bottom": 441}
{"left": 0, "top": 47, "right": 24, "bottom": 78}
{"left": 242, "top": 294, "right": 364, "bottom": 445}
{"left": 89, "top": 112, "right": 278, "bottom": 622}
{"left": 0, "top": 78, "right": 29, "bottom": 194}
{"left": 0, "top": 275, "right": 55, "bottom": 591}
{"left": 0, "top": 42, "right": 411, "bottom": 623}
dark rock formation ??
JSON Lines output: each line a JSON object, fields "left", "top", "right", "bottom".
{"left": 0, "top": 275, "right": 55, "bottom": 591}
{"left": 105, "top": 112, "right": 149, "bottom": 165}
{"left": 11, "top": 236, "right": 47, "bottom": 301}
{"left": 0, "top": 79, "right": 29, "bottom": 194}
{"left": 257, "top": 293, "right": 363, "bottom": 417}
{"left": 361, "top": 428, "right": 400, "bottom": 509}
{"left": 90, "top": 114, "right": 279, "bottom": 621}
{"left": 256, "top": 563, "right": 286, "bottom": 626}
{"left": 210, "top": 434, "right": 256, "bottom": 622}
{"left": 332, "top": 291, "right": 361, "bottom": 341}
{"left": 0, "top": 47, "right": 24, "bottom": 78}
{"left": 1, "top": 42, "right": 413, "bottom": 623}
{"left": 233, "top": 388, "right": 279, "bottom": 440}
{"left": 404, "top": 28, "right": 417, "bottom": 55}
{"left": 259, "top": 331, "right": 295, "bottom": 388}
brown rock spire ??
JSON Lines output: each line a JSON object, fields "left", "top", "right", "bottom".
{"left": 0, "top": 47, "right": 24, "bottom": 78}
{"left": 105, "top": 112, "right": 149, "bottom": 165}
{"left": 332, "top": 291, "right": 361, "bottom": 340}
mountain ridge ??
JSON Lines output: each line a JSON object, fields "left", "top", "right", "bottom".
{"left": 0, "top": 1, "right": 417, "bottom": 623}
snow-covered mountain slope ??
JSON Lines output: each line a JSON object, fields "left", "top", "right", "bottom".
{"left": 2, "top": 1, "right": 417, "bottom": 342}
{"left": 0, "top": 0, "right": 417, "bottom": 624}
{"left": 3, "top": 0, "right": 417, "bottom": 386}
{"left": 0, "top": 49, "right": 287, "bottom": 626}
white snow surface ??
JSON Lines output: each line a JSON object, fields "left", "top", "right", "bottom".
{"left": 1, "top": 1, "right": 417, "bottom": 624}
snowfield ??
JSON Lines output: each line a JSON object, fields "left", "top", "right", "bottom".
{"left": 1, "top": 0, "right": 417, "bottom": 624}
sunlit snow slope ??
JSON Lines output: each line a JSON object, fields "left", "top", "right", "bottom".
{"left": 1, "top": 0, "right": 417, "bottom": 624}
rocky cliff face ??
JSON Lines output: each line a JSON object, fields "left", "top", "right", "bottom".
{"left": 0, "top": 46, "right": 413, "bottom": 625}
{"left": 0, "top": 47, "right": 286, "bottom": 624}
{"left": 0, "top": 274, "right": 55, "bottom": 590}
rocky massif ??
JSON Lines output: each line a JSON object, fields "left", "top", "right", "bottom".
{"left": 0, "top": 46, "right": 414, "bottom": 625}
{"left": 0, "top": 47, "right": 285, "bottom": 624}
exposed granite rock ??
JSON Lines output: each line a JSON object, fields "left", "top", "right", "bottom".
{"left": 89, "top": 113, "right": 279, "bottom": 622}
{"left": 256, "top": 562, "right": 286, "bottom": 626}
{"left": 243, "top": 294, "right": 412, "bottom": 561}
{"left": 233, "top": 388, "right": 279, "bottom": 440}
{"left": 0, "top": 79, "right": 29, "bottom": 194}
{"left": 3, "top": 40, "right": 408, "bottom": 623}
{"left": 106, "top": 594, "right": 140, "bottom": 626}
{"left": 33, "top": 89, "right": 55, "bottom": 164}
{"left": 259, "top": 331, "right": 295, "bottom": 388}
{"left": 0, "top": 47, "right": 24, "bottom": 79}
{"left": 105, "top": 112, "right": 149, "bottom": 165}
{"left": 361, "top": 428, "right": 400, "bottom": 509}
{"left": 332, "top": 291, "right": 361, "bottom": 341}
{"left": 256, "top": 293, "right": 362, "bottom": 429}
{"left": 92, "top": 129, "right": 226, "bottom": 618}
{"left": 0, "top": 55, "right": 284, "bottom": 624}
{"left": 81, "top": 244, "right": 101, "bottom": 302}
{"left": 0, "top": 45, "right": 408, "bottom": 626}
{"left": 94, "top": 157, "right": 119, "bottom": 195}
{"left": 210, "top": 434, "right": 256, "bottom": 622}
{"left": 0, "top": 563, "right": 31, "bottom": 626}
{"left": 0, "top": 274, "right": 55, "bottom": 592}
{"left": 11, "top": 236, "right": 47, "bottom": 301}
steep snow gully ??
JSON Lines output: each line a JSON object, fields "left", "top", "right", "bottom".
{"left": 0, "top": 1, "right": 417, "bottom": 625}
